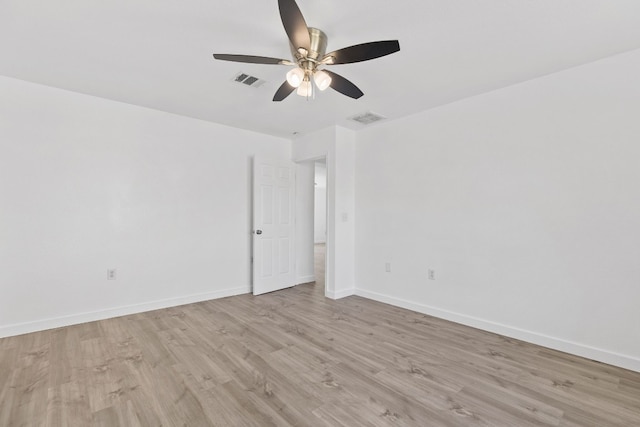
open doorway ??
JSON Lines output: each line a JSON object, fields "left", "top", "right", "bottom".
{"left": 313, "top": 160, "right": 327, "bottom": 292}
{"left": 294, "top": 154, "right": 332, "bottom": 297}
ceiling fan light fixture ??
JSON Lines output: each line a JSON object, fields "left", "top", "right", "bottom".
{"left": 314, "top": 70, "right": 331, "bottom": 91}
{"left": 286, "top": 67, "right": 305, "bottom": 87}
{"left": 296, "top": 78, "right": 312, "bottom": 97}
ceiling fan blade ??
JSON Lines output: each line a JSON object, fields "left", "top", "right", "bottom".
{"left": 278, "top": 0, "right": 310, "bottom": 51}
{"left": 273, "top": 81, "right": 296, "bottom": 102}
{"left": 323, "top": 40, "right": 400, "bottom": 65}
{"left": 213, "top": 54, "right": 291, "bottom": 65}
{"left": 323, "top": 70, "right": 364, "bottom": 99}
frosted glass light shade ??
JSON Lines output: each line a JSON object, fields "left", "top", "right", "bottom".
{"left": 296, "top": 80, "right": 312, "bottom": 97}
{"left": 286, "top": 67, "right": 305, "bottom": 88}
{"left": 314, "top": 70, "right": 332, "bottom": 91}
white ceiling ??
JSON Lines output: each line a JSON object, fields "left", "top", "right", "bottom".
{"left": 2, "top": 1, "right": 640, "bottom": 138}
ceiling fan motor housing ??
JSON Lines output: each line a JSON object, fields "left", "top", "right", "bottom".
{"left": 291, "top": 27, "right": 328, "bottom": 72}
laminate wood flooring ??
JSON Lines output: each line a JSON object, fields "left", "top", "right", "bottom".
{"left": 1, "top": 248, "right": 639, "bottom": 425}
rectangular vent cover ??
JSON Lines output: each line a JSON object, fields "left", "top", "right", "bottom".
{"left": 233, "top": 72, "right": 266, "bottom": 88}
{"left": 349, "top": 111, "right": 387, "bottom": 125}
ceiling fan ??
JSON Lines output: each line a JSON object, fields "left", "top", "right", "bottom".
{"left": 213, "top": 0, "right": 400, "bottom": 101}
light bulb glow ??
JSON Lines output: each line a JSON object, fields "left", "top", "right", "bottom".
{"left": 286, "top": 68, "right": 305, "bottom": 88}
{"left": 296, "top": 80, "right": 312, "bottom": 97}
{"left": 314, "top": 70, "right": 332, "bottom": 91}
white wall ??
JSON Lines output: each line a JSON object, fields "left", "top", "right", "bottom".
{"left": 333, "top": 127, "right": 356, "bottom": 297}
{"left": 0, "top": 76, "right": 290, "bottom": 337}
{"left": 355, "top": 49, "right": 640, "bottom": 372}
{"left": 292, "top": 126, "right": 356, "bottom": 299}
{"left": 314, "top": 162, "right": 327, "bottom": 243}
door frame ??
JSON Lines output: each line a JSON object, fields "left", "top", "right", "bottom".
{"left": 249, "top": 152, "right": 335, "bottom": 298}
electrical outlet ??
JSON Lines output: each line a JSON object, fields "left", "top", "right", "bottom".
{"left": 385, "top": 262, "right": 391, "bottom": 273}
{"left": 107, "top": 269, "right": 117, "bottom": 280}
{"left": 428, "top": 269, "right": 435, "bottom": 280}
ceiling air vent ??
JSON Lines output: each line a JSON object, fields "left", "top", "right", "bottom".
{"left": 349, "top": 111, "right": 386, "bottom": 125}
{"left": 233, "top": 72, "right": 266, "bottom": 88}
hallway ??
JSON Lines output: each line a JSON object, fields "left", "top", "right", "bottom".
{"left": 313, "top": 243, "right": 325, "bottom": 293}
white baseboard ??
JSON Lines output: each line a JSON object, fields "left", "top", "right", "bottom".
{"left": 355, "top": 288, "right": 640, "bottom": 373}
{"left": 296, "top": 275, "right": 316, "bottom": 285}
{"left": 0, "top": 286, "right": 250, "bottom": 339}
{"left": 326, "top": 288, "right": 355, "bottom": 300}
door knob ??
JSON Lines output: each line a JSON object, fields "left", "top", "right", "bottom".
{"left": 256, "top": 230, "right": 262, "bottom": 235}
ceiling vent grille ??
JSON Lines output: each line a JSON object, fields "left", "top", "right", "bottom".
{"left": 349, "top": 111, "right": 386, "bottom": 125}
{"left": 233, "top": 72, "right": 266, "bottom": 88}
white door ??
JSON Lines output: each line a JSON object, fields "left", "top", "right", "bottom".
{"left": 253, "top": 158, "right": 296, "bottom": 295}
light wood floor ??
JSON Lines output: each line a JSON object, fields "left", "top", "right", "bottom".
{"left": 1, "top": 245, "right": 639, "bottom": 426}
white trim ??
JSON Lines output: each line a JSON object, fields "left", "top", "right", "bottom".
{"left": 296, "top": 275, "right": 316, "bottom": 285}
{"left": 355, "top": 288, "right": 640, "bottom": 373}
{"left": 0, "top": 286, "right": 250, "bottom": 339}
{"left": 326, "top": 288, "right": 355, "bottom": 300}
